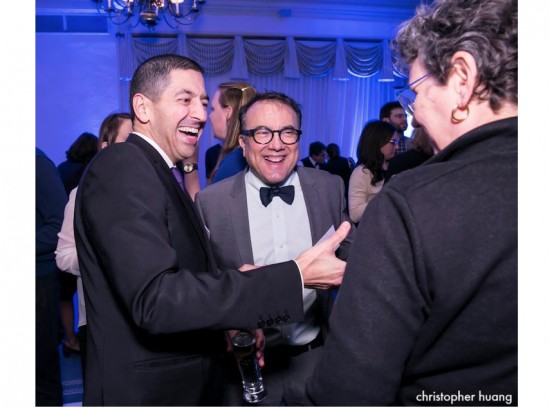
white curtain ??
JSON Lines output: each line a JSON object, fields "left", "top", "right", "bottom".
{"left": 116, "top": 34, "right": 404, "bottom": 161}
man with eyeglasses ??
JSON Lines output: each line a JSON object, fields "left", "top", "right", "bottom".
{"left": 195, "top": 91, "right": 355, "bottom": 406}
{"left": 380, "top": 101, "right": 409, "bottom": 154}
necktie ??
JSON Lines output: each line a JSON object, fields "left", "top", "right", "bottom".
{"left": 171, "top": 166, "right": 185, "bottom": 190}
{"left": 259, "top": 185, "right": 295, "bottom": 207}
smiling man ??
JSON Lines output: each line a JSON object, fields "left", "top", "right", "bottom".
{"left": 74, "top": 56, "right": 350, "bottom": 406}
{"left": 195, "top": 92, "right": 355, "bottom": 406}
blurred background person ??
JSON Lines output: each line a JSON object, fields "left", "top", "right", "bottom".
{"left": 385, "top": 126, "right": 435, "bottom": 181}
{"left": 57, "top": 132, "right": 98, "bottom": 195}
{"left": 379, "top": 101, "right": 408, "bottom": 154}
{"left": 307, "top": 0, "right": 517, "bottom": 404}
{"left": 204, "top": 142, "right": 222, "bottom": 186}
{"left": 36, "top": 147, "right": 67, "bottom": 406}
{"left": 56, "top": 112, "right": 132, "bottom": 380}
{"left": 325, "top": 142, "right": 354, "bottom": 212}
{"left": 209, "top": 81, "right": 257, "bottom": 184}
{"left": 56, "top": 132, "right": 98, "bottom": 357}
{"left": 348, "top": 120, "right": 398, "bottom": 224}
{"left": 299, "top": 141, "right": 328, "bottom": 169}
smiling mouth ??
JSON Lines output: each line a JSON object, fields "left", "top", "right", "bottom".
{"left": 178, "top": 126, "right": 199, "bottom": 137}
{"left": 265, "top": 156, "right": 285, "bottom": 163}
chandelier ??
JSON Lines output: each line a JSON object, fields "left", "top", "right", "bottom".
{"left": 94, "top": 0, "right": 206, "bottom": 29}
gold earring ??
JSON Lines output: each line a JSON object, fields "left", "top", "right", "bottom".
{"left": 451, "top": 104, "right": 469, "bottom": 124}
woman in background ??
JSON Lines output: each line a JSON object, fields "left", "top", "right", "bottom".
{"left": 56, "top": 112, "right": 132, "bottom": 378}
{"left": 209, "top": 81, "right": 257, "bottom": 184}
{"left": 347, "top": 120, "right": 398, "bottom": 223}
{"left": 56, "top": 131, "right": 99, "bottom": 356}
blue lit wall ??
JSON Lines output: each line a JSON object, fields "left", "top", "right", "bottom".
{"left": 36, "top": 33, "right": 119, "bottom": 166}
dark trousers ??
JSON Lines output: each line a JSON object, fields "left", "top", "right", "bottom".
{"left": 78, "top": 324, "right": 87, "bottom": 382}
{"left": 36, "top": 273, "right": 63, "bottom": 406}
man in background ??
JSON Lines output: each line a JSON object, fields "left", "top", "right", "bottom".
{"left": 300, "top": 141, "right": 328, "bottom": 169}
{"left": 380, "top": 101, "right": 408, "bottom": 154}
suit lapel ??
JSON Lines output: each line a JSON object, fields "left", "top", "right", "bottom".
{"left": 297, "top": 167, "right": 325, "bottom": 244}
{"left": 228, "top": 172, "right": 255, "bottom": 265}
{"left": 127, "top": 135, "right": 212, "bottom": 266}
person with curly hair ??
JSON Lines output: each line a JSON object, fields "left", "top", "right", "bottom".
{"left": 308, "top": 0, "right": 517, "bottom": 404}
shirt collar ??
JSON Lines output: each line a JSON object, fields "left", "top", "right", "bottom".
{"left": 132, "top": 131, "right": 175, "bottom": 168}
{"left": 245, "top": 169, "right": 298, "bottom": 192}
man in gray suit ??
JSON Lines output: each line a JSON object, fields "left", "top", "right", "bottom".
{"left": 195, "top": 91, "right": 354, "bottom": 406}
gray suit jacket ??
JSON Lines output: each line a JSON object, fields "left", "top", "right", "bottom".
{"left": 196, "top": 166, "right": 355, "bottom": 333}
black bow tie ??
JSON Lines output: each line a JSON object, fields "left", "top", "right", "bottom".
{"left": 259, "top": 185, "right": 295, "bottom": 207}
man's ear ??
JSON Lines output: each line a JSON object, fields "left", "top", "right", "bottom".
{"left": 132, "top": 93, "right": 150, "bottom": 124}
{"left": 238, "top": 135, "right": 246, "bottom": 155}
{"left": 382, "top": 117, "right": 390, "bottom": 124}
{"left": 448, "top": 51, "right": 478, "bottom": 108}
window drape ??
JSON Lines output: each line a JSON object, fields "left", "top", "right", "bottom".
{"left": 117, "top": 34, "right": 405, "bottom": 168}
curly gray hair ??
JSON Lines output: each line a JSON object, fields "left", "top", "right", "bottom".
{"left": 393, "top": 0, "right": 517, "bottom": 112}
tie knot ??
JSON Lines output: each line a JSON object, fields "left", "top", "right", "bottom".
{"left": 259, "top": 185, "right": 295, "bottom": 207}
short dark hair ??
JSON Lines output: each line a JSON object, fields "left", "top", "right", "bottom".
{"left": 379, "top": 101, "right": 403, "bottom": 120}
{"left": 326, "top": 143, "right": 340, "bottom": 159}
{"left": 66, "top": 132, "right": 98, "bottom": 164}
{"left": 309, "top": 141, "right": 326, "bottom": 157}
{"left": 129, "top": 54, "right": 204, "bottom": 121}
{"left": 393, "top": 0, "right": 517, "bottom": 111}
{"left": 238, "top": 91, "right": 302, "bottom": 132}
{"left": 356, "top": 120, "right": 396, "bottom": 185}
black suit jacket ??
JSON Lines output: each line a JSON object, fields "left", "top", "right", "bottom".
{"left": 75, "top": 134, "right": 305, "bottom": 406}
{"left": 308, "top": 118, "right": 518, "bottom": 405}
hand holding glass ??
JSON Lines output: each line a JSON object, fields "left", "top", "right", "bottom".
{"left": 231, "top": 331, "right": 268, "bottom": 403}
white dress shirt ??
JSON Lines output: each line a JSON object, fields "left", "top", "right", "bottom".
{"left": 245, "top": 170, "right": 319, "bottom": 346}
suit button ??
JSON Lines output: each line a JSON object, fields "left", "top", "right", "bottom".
{"left": 266, "top": 318, "right": 274, "bottom": 327}
{"left": 257, "top": 319, "right": 265, "bottom": 329}
{"left": 275, "top": 316, "right": 282, "bottom": 324}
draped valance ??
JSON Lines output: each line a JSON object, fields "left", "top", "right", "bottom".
{"left": 118, "top": 34, "right": 404, "bottom": 82}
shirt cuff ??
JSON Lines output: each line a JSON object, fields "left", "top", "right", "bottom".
{"left": 292, "top": 260, "right": 305, "bottom": 296}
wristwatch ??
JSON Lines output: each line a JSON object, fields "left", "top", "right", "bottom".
{"left": 182, "top": 163, "right": 198, "bottom": 173}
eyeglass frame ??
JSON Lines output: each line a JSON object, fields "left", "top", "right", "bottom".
{"left": 397, "top": 72, "right": 432, "bottom": 116}
{"left": 241, "top": 126, "right": 302, "bottom": 145}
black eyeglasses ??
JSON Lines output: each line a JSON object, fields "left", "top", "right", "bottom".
{"left": 241, "top": 126, "right": 302, "bottom": 145}
{"left": 397, "top": 72, "right": 432, "bottom": 116}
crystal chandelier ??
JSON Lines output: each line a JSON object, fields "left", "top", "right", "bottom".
{"left": 94, "top": 0, "right": 206, "bottom": 29}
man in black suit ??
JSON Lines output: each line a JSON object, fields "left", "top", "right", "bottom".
{"left": 300, "top": 141, "right": 327, "bottom": 169}
{"left": 74, "top": 54, "right": 349, "bottom": 406}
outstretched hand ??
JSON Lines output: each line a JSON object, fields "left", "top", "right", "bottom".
{"left": 295, "top": 221, "right": 351, "bottom": 290}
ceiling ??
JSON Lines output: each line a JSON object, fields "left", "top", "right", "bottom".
{"left": 36, "top": 0, "right": 422, "bottom": 39}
